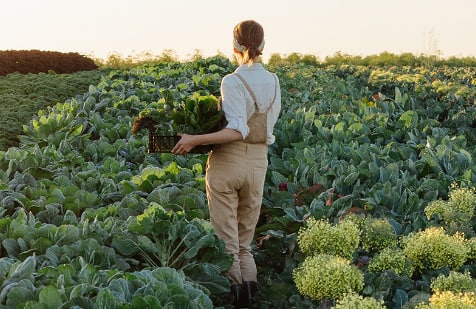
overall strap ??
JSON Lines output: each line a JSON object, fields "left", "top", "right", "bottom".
{"left": 235, "top": 73, "right": 278, "bottom": 114}
{"left": 235, "top": 73, "right": 259, "bottom": 112}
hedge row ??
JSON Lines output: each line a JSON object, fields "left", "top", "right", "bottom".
{"left": 0, "top": 50, "right": 98, "bottom": 76}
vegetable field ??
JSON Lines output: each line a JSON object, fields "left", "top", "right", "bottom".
{"left": 0, "top": 56, "right": 476, "bottom": 308}
{"left": 0, "top": 70, "right": 102, "bottom": 150}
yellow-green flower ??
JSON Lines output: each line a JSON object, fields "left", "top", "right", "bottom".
{"left": 368, "top": 247, "right": 414, "bottom": 277}
{"left": 415, "top": 290, "right": 476, "bottom": 309}
{"left": 424, "top": 184, "right": 476, "bottom": 225}
{"left": 333, "top": 292, "right": 385, "bottom": 309}
{"left": 402, "top": 227, "right": 469, "bottom": 271}
{"left": 448, "top": 185, "right": 476, "bottom": 218}
{"left": 431, "top": 271, "right": 476, "bottom": 293}
{"left": 297, "top": 217, "right": 360, "bottom": 259}
{"left": 293, "top": 254, "right": 364, "bottom": 302}
{"left": 361, "top": 217, "right": 397, "bottom": 253}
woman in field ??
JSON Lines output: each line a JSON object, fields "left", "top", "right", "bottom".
{"left": 172, "top": 19, "right": 281, "bottom": 308}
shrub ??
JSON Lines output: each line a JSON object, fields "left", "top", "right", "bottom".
{"left": 0, "top": 50, "right": 98, "bottom": 75}
{"left": 430, "top": 271, "right": 476, "bottom": 293}
{"left": 467, "top": 237, "right": 476, "bottom": 261}
{"left": 414, "top": 290, "right": 476, "bottom": 309}
{"left": 332, "top": 292, "right": 386, "bottom": 309}
{"left": 297, "top": 217, "right": 360, "bottom": 259}
{"left": 401, "top": 227, "right": 469, "bottom": 271}
{"left": 425, "top": 184, "right": 476, "bottom": 224}
{"left": 424, "top": 200, "right": 453, "bottom": 223}
{"left": 445, "top": 221, "right": 475, "bottom": 239}
{"left": 448, "top": 184, "right": 476, "bottom": 217}
{"left": 361, "top": 217, "right": 398, "bottom": 253}
{"left": 293, "top": 254, "right": 364, "bottom": 302}
{"left": 368, "top": 247, "right": 414, "bottom": 277}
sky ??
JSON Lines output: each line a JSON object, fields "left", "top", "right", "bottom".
{"left": 1, "top": 0, "right": 475, "bottom": 62}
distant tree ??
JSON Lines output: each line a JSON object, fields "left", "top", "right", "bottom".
{"left": 104, "top": 52, "right": 126, "bottom": 68}
{"left": 367, "top": 51, "right": 395, "bottom": 66}
{"left": 398, "top": 52, "right": 418, "bottom": 66}
{"left": 99, "top": 49, "right": 476, "bottom": 69}
{"left": 158, "top": 49, "right": 179, "bottom": 62}
{"left": 267, "top": 52, "right": 319, "bottom": 67}
{"left": 188, "top": 49, "right": 204, "bottom": 62}
{"left": 267, "top": 53, "right": 287, "bottom": 68}
{"left": 301, "top": 54, "right": 319, "bottom": 66}
{"left": 324, "top": 52, "right": 357, "bottom": 65}
{"left": 443, "top": 56, "right": 476, "bottom": 67}
{"left": 285, "top": 52, "right": 302, "bottom": 64}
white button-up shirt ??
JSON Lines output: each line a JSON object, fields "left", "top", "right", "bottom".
{"left": 220, "top": 63, "right": 281, "bottom": 145}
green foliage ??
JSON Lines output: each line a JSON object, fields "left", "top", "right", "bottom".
{"left": 0, "top": 70, "right": 102, "bottom": 150}
{"left": 425, "top": 184, "right": 476, "bottom": 225}
{"left": 361, "top": 217, "right": 398, "bottom": 253}
{"left": 424, "top": 200, "right": 453, "bottom": 223}
{"left": 320, "top": 51, "right": 476, "bottom": 68}
{"left": 297, "top": 217, "right": 360, "bottom": 259}
{"left": 1, "top": 55, "right": 476, "bottom": 308}
{"left": 447, "top": 184, "right": 476, "bottom": 218}
{"left": 94, "top": 49, "right": 230, "bottom": 69}
{"left": 401, "top": 227, "right": 469, "bottom": 271}
{"left": 133, "top": 92, "right": 225, "bottom": 136}
{"left": 113, "top": 202, "right": 232, "bottom": 295}
{"left": 368, "top": 248, "right": 414, "bottom": 277}
{"left": 267, "top": 52, "right": 319, "bottom": 68}
{"left": 171, "top": 93, "right": 225, "bottom": 134}
{"left": 414, "top": 290, "right": 476, "bottom": 309}
{"left": 467, "top": 237, "right": 476, "bottom": 261}
{"left": 402, "top": 293, "right": 431, "bottom": 309}
{"left": 430, "top": 271, "right": 476, "bottom": 293}
{"left": 118, "top": 267, "right": 215, "bottom": 308}
{"left": 293, "top": 254, "right": 364, "bottom": 302}
{"left": 23, "top": 267, "right": 215, "bottom": 308}
{"left": 333, "top": 292, "right": 386, "bottom": 309}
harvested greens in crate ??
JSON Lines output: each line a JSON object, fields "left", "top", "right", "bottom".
{"left": 132, "top": 92, "right": 225, "bottom": 153}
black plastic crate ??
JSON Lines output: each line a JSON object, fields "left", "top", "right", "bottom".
{"left": 148, "top": 132, "right": 212, "bottom": 154}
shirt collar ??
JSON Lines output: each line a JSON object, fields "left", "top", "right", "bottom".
{"left": 235, "top": 63, "right": 264, "bottom": 72}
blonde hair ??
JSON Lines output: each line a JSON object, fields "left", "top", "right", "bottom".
{"left": 233, "top": 20, "right": 264, "bottom": 64}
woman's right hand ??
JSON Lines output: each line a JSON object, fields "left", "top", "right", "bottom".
{"left": 171, "top": 133, "right": 197, "bottom": 155}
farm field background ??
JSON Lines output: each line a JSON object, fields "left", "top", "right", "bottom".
{"left": 0, "top": 53, "right": 476, "bottom": 308}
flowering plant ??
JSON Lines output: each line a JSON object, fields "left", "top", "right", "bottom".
{"left": 368, "top": 247, "right": 414, "bottom": 277}
{"left": 293, "top": 254, "right": 364, "bottom": 302}
{"left": 361, "top": 217, "right": 398, "bottom": 253}
{"left": 414, "top": 290, "right": 476, "bottom": 309}
{"left": 401, "top": 227, "right": 469, "bottom": 271}
{"left": 297, "top": 217, "right": 360, "bottom": 259}
{"left": 430, "top": 271, "right": 476, "bottom": 293}
{"left": 333, "top": 292, "right": 385, "bottom": 309}
{"left": 467, "top": 237, "right": 476, "bottom": 261}
{"left": 425, "top": 184, "right": 476, "bottom": 224}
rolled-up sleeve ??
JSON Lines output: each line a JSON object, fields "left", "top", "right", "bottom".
{"left": 220, "top": 75, "right": 249, "bottom": 139}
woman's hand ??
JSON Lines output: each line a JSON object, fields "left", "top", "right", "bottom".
{"left": 171, "top": 129, "right": 242, "bottom": 155}
{"left": 171, "top": 133, "right": 197, "bottom": 155}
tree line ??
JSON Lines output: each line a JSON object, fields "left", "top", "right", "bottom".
{"left": 268, "top": 51, "right": 476, "bottom": 67}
